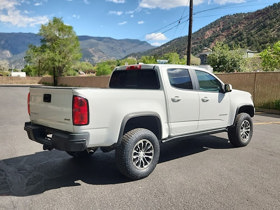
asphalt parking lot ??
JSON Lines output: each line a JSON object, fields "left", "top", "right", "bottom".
{"left": 0, "top": 87, "right": 279, "bottom": 210}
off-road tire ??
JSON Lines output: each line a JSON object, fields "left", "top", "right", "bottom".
{"left": 115, "top": 128, "right": 160, "bottom": 180}
{"left": 228, "top": 113, "right": 253, "bottom": 147}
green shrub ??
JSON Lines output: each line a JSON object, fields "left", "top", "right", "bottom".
{"left": 259, "top": 100, "right": 280, "bottom": 110}
{"left": 0, "top": 71, "right": 10, "bottom": 76}
{"left": 95, "top": 63, "right": 113, "bottom": 76}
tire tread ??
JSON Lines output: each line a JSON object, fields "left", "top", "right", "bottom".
{"left": 228, "top": 113, "right": 253, "bottom": 147}
{"left": 115, "top": 128, "right": 160, "bottom": 180}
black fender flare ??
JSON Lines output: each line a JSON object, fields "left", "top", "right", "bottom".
{"left": 116, "top": 112, "right": 162, "bottom": 146}
{"left": 232, "top": 104, "right": 255, "bottom": 126}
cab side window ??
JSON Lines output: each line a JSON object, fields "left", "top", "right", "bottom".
{"left": 195, "top": 70, "right": 222, "bottom": 92}
{"left": 168, "top": 68, "right": 193, "bottom": 90}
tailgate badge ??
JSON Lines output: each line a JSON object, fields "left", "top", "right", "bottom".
{"left": 43, "top": 94, "right": 52, "bottom": 103}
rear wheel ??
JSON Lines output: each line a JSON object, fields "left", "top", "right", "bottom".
{"left": 228, "top": 113, "right": 253, "bottom": 147}
{"left": 115, "top": 128, "right": 160, "bottom": 180}
{"left": 66, "top": 148, "right": 97, "bottom": 158}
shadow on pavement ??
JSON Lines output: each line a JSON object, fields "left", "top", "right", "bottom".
{"left": 0, "top": 135, "right": 232, "bottom": 197}
{"left": 255, "top": 112, "right": 280, "bottom": 119}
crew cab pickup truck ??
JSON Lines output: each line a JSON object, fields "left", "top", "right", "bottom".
{"left": 24, "top": 64, "right": 254, "bottom": 180}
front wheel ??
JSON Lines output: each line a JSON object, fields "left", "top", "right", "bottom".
{"left": 228, "top": 113, "right": 253, "bottom": 147}
{"left": 115, "top": 128, "right": 160, "bottom": 180}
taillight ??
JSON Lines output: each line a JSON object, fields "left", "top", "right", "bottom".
{"left": 72, "top": 96, "right": 89, "bottom": 125}
{"left": 126, "top": 65, "right": 141, "bottom": 70}
{"left": 28, "top": 92, "right": 30, "bottom": 115}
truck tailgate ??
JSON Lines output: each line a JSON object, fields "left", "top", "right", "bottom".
{"left": 29, "top": 87, "right": 74, "bottom": 132}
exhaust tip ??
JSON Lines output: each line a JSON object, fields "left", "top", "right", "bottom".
{"left": 43, "top": 144, "right": 53, "bottom": 151}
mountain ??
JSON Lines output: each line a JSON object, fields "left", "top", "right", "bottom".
{"left": 0, "top": 33, "right": 41, "bottom": 69}
{"left": 133, "top": 2, "right": 280, "bottom": 58}
{"left": 0, "top": 33, "right": 154, "bottom": 69}
{"left": 78, "top": 36, "right": 153, "bottom": 63}
{"left": 2, "top": 3, "right": 279, "bottom": 69}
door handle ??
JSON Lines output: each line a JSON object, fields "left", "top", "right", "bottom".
{"left": 171, "top": 96, "right": 181, "bottom": 102}
{"left": 201, "top": 97, "right": 209, "bottom": 102}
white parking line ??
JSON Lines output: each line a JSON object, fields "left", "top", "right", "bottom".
{"left": 254, "top": 122, "right": 280, "bottom": 125}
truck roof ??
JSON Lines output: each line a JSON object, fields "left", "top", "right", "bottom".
{"left": 114, "top": 64, "right": 209, "bottom": 72}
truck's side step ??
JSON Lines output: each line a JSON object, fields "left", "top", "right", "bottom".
{"left": 162, "top": 128, "right": 228, "bottom": 143}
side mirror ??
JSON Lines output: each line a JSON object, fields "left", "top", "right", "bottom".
{"left": 224, "top": 84, "right": 232, "bottom": 93}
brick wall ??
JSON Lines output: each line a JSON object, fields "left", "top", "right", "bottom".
{"left": 0, "top": 76, "right": 42, "bottom": 85}
{"left": 1, "top": 72, "right": 280, "bottom": 106}
{"left": 216, "top": 72, "right": 280, "bottom": 106}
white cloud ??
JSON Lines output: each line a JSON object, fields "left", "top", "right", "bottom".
{"left": 34, "top": 2, "right": 42, "bottom": 6}
{"left": 72, "top": 14, "right": 80, "bottom": 19}
{"left": 106, "top": 0, "right": 125, "bottom": 3}
{"left": 126, "top": 10, "right": 135, "bottom": 18}
{"left": 138, "top": 20, "right": 144, "bottom": 24}
{"left": 139, "top": 0, "right": 204, "bottom": 10}
{"left": 118, "top": 21, "right": 127, "bottom": 25}
{"left": 212, "top": 0, "right": 245, "bottom": 4}
{"left": 0, "top": 0, "right": 49, "bottom": 27}
{"left": 109, "top": 11, "right": 123, "bottom": 15}
{"left": 83, "top": 0, "right": 90, "bottom": 4}
{"left": 34, "top": 0, "right": 48, "bottom": 6}
{"left": 151, "top": 42, "right": 162, "bottom": 46}
{"left": 139, "top": 0, "right": 246, "bottom": 9}
{"left": 145, "top": 32, "right": 167, "bottom": 41}
{"left": 126, "top": 10, "right": 135, "bottom": 15}
{"left": 0, "top": 0, "right": 19, "bottom": 10}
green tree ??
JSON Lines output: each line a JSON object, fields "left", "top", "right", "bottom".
{"left": 22, "top": 65, "right": 39, "bottom": 76}
{"left": 243, "top": 55, "right": 262, "bottom": 72}
{"left": 25, "top": 44, "right": 49, "bottom": 76}
{"left": 207, "top": 42, "right": 245, "bottom": 72}
{"left": 139, "top": 56, "right": 156, "bottom": 64}
{"left": 260, "top": 41, "right": 280, "bottom": 71}
{"left": 163, "top": 53, "right": 182, "bottom": 64}
{"left": 0, "top": 60, "right": 9, "bottom": 72}
{"left": 25, "top": 17, "right": 81, "bottom": 85}
{"left": 72, "top": 61, "right": 94, "bottom": 74}
{"left": 120, "top": 57, "right": 137, "bottom": 65}
{"left": 95, "top": 62, "right": 113, "bottom": 76}
{"left": 189, "top": 55, "right": 201, "bottom": 66}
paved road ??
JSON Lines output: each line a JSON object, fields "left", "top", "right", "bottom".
{"left": 0, "top": 87, "right": 279, "bottom": 210}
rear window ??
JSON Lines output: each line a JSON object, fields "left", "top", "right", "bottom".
{"left": 167, "top": 68, "right": 193, "bottom": 90}
{"left": 109, "top": 69, "right": 160, "bottom": 89}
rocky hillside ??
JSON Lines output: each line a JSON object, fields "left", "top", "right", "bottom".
{"left": 135, "top": 2, "right": 280, "bottom": 58}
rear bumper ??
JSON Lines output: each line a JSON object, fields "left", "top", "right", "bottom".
{"left": 24, "top": 122, "right": 89, "bottom": 151}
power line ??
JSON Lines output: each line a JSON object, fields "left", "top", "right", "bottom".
{"left": 144, "top": 0, "right": 273, "bottom": 41}
{"left": 132, "top": 0, "right": 276, "bottom": 57}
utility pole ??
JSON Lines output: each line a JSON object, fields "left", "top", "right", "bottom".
{"left": 187, "top": 0, "right": 193, "bottom": 65}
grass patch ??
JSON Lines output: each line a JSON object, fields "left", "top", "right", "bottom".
{"left": 0, "top": 71, "right": 10, "bottom": 76}
{"left": 258, "top": 100, "right": 280, "bottom": 110}
{"left": 41, "top": 82, "right": 53, "bottom": 86}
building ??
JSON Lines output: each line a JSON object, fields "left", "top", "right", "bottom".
{"left": 11, "top": 72, "right": 26, "bottom": 77}
{"left": 197, "top": 47, "right": 212, "bottom": 65}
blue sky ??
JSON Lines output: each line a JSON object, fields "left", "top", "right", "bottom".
{"left": 0, "top": 0, "right": 279, "bottom": 46}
